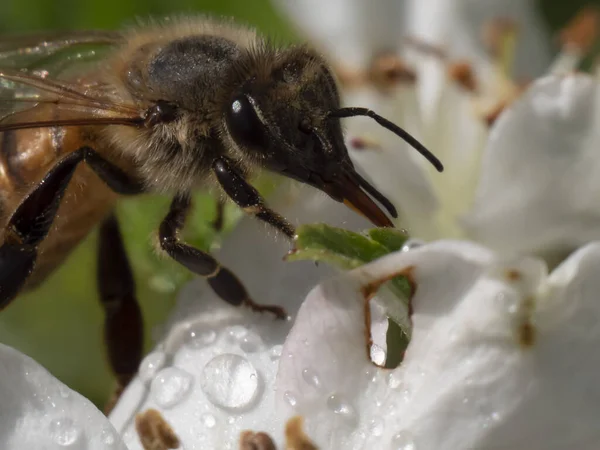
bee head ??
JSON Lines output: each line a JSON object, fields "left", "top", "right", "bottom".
{"left": 222, "top": 46, "right": 443, "bottom": 227}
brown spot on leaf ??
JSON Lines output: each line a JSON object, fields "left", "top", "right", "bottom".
{"left": 285, "top": 416, "right": 319, "bottom": 450}
{"left": 240, "top": 430, "right": 277, "bottom": 450}
{"left": 559, "top": 6, "right": 600, "bottom": 53}
{"left": 361, "top": 266, "right": 416, "bottom": 366}
{"left": 135, "top": 409, "right": 180, "bottom": 450}
{"left": 448, "top": 61, "right": 478, "bottom": 92}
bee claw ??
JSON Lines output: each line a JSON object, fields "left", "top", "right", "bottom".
{"left": 244, "top": 299, "right": 288, "bottom": 320}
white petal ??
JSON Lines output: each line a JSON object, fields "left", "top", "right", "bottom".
{"left": 273, "top": 0, "right": 408, "bottom": 71}
{"left": 276, "top": 240, "right": 493, "bottom": 447}
{"left": 463, "top": 74, "right": 600, "bottom": 261}
{"left": 110, "top": 185, "right": 372, "bottom": 448}
{"left": 276, "top": 239, "right": 600, "bottom": 448}
{"left": 0, "top": 343, "right": 126, "bottom": 450}
{"left": 408, "top": 0, "right": 551, "bottom": 79}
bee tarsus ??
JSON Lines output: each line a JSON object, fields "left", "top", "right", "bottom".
{"left": 158, "top": 194, "right": 286, "bottom": 318}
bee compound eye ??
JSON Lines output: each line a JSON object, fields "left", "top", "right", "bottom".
{"left": 226, "top": 95, "right": 268, "bottom": 149}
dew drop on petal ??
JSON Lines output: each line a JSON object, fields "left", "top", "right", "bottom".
{"left": 391, "top": 431, "right": 416, "bottom": 450}
{"left": 200, "top": 413, "right": 216, "bottom": 428}
{"left": 139, "top": 352, "right": 167, "bottom": 383}
{"left": 401, "top": 239, "right": 424, "bottom": 252}
{"left": 327, "top": 394, "right": 358, "bottom": 427}
{"left": 301, "top": 368, "right": 321, "bottom": 389}
{"left": 371, "top": 344, "right": 386, "bottom": 366}
{"left": 368, "top": 417, "right": 385, "bottom": 437}
{"left": 151, "top": 367, "right": 194, "bottom": 408}
{"left": 58, "top": 385, "right": 71, "bottom": 399}
{"left": 284, "top": 391, "right": 297, "bottom": 408}
{"left": 239, "top": 331, "right": 263, "bottom": 353}
{"left": 200, "top": 354, "right": 260, "bottom": 411}
{"left": 186, "top": 327, "right": 217, "bottom": 349}
{"left": 101, "top": 427, "right": 116, "bottom": 446}
{"left": 269, "top": 345, "right": 283, "bottom": 361}
{"left": 387, "top": 372, "right": 403, "bottom": 389}
{"left": 49, "top": 418, "right": 80, "bottom": 446}
{"left": 225, "top": 325, "right": 248, "bottom": 342}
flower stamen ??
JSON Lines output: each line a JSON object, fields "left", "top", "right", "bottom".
{"left": 135, "top": 409, "right": 180, "bottom": 450}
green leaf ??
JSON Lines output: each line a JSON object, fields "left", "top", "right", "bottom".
{"left": 366, "top": 228, "right": 409, "bottom": 253}
{"left": 288, "top": 224, "right": 391, "bottom": 268}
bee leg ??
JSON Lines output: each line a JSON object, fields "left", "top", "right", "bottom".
{"left": 98, "top": 213, "right": 143, "bottom": 413}
{"left": 212, "top": 157, "right": 296, "bottom": 239}
{"left": 159, "top": 194, "right": 287, "bottom": 319}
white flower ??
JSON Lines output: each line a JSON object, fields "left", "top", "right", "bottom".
{"left": 0, "top": 342, "right": 127, "bottom": 449}
{"left": 276, "top": 239, "right": 600, "bottom": 448}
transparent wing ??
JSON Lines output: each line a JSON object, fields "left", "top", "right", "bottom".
{"left": 0, "top": 67, "right": 143, "bottom": 131}
{"left": 0, "top": 30, "right": 124, "bottom": 76}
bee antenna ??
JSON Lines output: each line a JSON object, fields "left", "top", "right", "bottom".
{"left": 329, "top": 107, "right": 444, "bottom": 172}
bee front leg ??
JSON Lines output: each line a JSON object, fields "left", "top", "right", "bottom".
{"left": 98, "top": 213, "right": 143, "bottom": 413}
{"left": 212, "top": 157, "right": 296, "bottom": 239}
{"left": 159, "top": 194, "right": 287, "bottom": 319}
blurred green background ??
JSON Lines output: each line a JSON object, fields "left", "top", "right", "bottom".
{"left": 0, "top": 0, "right": 597, "bottom": 408}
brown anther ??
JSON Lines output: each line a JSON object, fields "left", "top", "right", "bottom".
{"left": 349, "top": 136, "right": 381, "bottom": 151}
{"left": 285, "top": 417, "right": 319, "bottom": 450}
{"left": 448, "top": 61, "right": 478, "bottom": 92}
{"left": 240, "top": 430, "right": 277, "bottom": 450}
{"left": 559, "top": 6, "right": 600, "bottom": 53}
{"left": 482, "top": 18, "right": 519, "bottom": 58}
{"left": 361, "top": 266, "right": 416, "bottom": 365}
{"left": 135, "top": 409, "right": 180, "bottom": 450}
{"left": 335, "top": 66, "right": 367, "bottom": 88}
{"left": 517, "top": 296, "right": 536, "bottom": 348}
{"left": 506, "top": 269, "right": 522, "bottom": 282}
{"left": 369, "top": 53, "right": 417, "bottom": 88}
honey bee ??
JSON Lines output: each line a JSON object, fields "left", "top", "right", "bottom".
{"left": 0, "top": 17, "right": 443, "bottom": 396}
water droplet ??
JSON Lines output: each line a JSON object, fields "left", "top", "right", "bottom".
{"left": 391, "top": 431, "right": 416, "bottom": 450}
{"left": 269, "top": 344, "right": 283, "bottom": 361}
{"left": 327, "top": 394, "right": 358, "bottom": 427}
{"left": 269, "top": 345, "right": 283, "bottom": 361}
{"left": 101, "top": 427, "right": 116, "bottom": 446}
{"left": 186, "top": 327, "right": 217, "bottom": 349}
{"left": 401, "top": 239, "right": 424, "bottom": 252}
{"left": 225, "top": 326, "right": 248, "bottom": 342}
{"left": 368, "top": 417, "right": 384, "bottom": 437}
{"left": 200, "top": 413, "right": 216, "bottom": 428}
{"left": 239, "top": 331, "right": 263, "bottom": 353}
{"left": 139, "top": 352, "right": 166, "bottom": 383}
{"left": 284, "top": 390, "right": 297, "bottom": 407}
{"left": 387, "top": 372, "right": 403, "bottom": 389}
{"left": 370, "top": 344, "right": 386, "bottom": 366}
{"left": 490, "top": 411, "right": 501, "bottom": 422}
{"left": 301, "top": 368, "right": 321, "bottom": 389}
{"left": 402, "top": 387, "right": 411, "bottom": 402}
{"left": 462, "top": 396, "right": 469, "bottom": 404}
{"left": 58, "top": 385, "right": 71, "bottom": 399}
{"left": 200, "top": 354, "right": 260, "bottom": 411}
{"left": 151, "top": 367, "right": 194, "bottom": 408}
{"left": 49, "top": 418, "right": 80, "bottom": 446}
